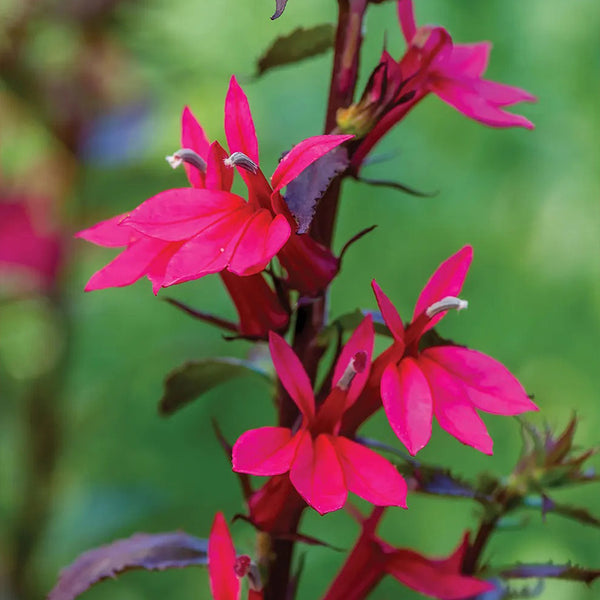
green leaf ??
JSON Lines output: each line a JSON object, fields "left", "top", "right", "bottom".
{"left": 257, "top": 24, "right": 335, "bottom": 77}
{"left": 160, "top": 358, "right": 272, "bottom": 416}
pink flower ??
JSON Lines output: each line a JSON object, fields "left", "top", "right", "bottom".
{"left": 77, "top": 76, "right": 351, "bottom": 298}
{"left": 349, "top": 0, "right": 535, "bottom": 169}
{"left": 232, "top": 317, "right": 408, "bottom": 515}
{"left": 209, "top": 512, "right": 262, "bottom": 600}
{"left": 323, "top": 507, "right": 494, "bottom": 600}
{"left": 0, "top": 199, "right": 62, "bottom": 293}
{"left": 369, "top": 246, "right": 537, "bottom": 455}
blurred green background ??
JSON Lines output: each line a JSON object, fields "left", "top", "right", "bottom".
{"left": 0, "top": 0, "right": 598, "bottom": 599}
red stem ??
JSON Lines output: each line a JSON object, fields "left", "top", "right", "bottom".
{"left": 264, "top": 2, "right": 368, "bottom": 598}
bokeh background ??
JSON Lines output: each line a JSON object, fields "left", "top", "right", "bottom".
{"left": 1, "top": 0, "right": 598, "bottom": 599}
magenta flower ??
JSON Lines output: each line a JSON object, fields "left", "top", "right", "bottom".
{"left": 370, "top": 245, "right": 537, "bottom": 455}
{"left": 0, "top": 199, "right": 62, "bottom": 293}
{"left": 323, "top": 507, "right": 494, "bottom": 600}
{"left": 209, "top": 512, "right": 262, "bottom": 600}
{"left": 349, "top": 0, "right": 535, "bottom": 169}
{"left": 77, "top": 76, "right": 351, "bottom": 297}
{"left": 232, "top": 317, "right": 408, "bottom": 515}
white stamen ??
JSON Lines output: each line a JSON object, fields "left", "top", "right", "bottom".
{"left": 425, "top": 296, "right": 468, "bottom": 318}
{"left": 166, "top": 154, "right": 183, "bottom": 169}
{"left": 224, "top": 151, "right": 259, "bottom": 174}
{"left": 337, "top": 351, "right": 367, "bottom": 391}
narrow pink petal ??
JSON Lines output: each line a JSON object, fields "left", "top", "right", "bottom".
{"left": 332, "top": 315, "right": 375, "bottom": 405}
{"left": 386, "top": 549, "right": 494, "bottom": 600}
{"left": 181, "top": 106, "right": 210, "bottom": 188}
{"left": 271, "top": 134, "right": 353, "bottom": 193}
{"left": 397, "top": 0, "right": 417, "bottom": 42}
{"left": 413, "top": 246, "right": 473, "bottom": 333}
{"left": 125, "top": 189, "right": 247, "bottom": 241}
{"left": 381, "top": 360, "right": 433, "bottom": 455}
{"left": 432, "top": 77, "right": 535, "bottom": 129}
{"left": 448, "top": 43, "right": 491, "bottom": 78}
{"left": 146, "top": 241, "right": 185, "bottom": 295}
{"left": 419, "top": 356, "right": 493, "bottom": 454}
{"left": 290, "top": 433, "right": 347, "bottom": 515}
{"left": 228, "top": 212, "right": 290, "bottom": 276}
{"left": 232, "top": 427, "right": 300, "bottom": 476}
{"left": 269, "top": 332, "right": 315, "bottom": 419}
{"left": 471, "top": 78, "right": 537, "bottom": 107}
{"left": 423, "top": 346, "right": 537, "bottom": 415}
{"left": 224, "top": 76, "right": 259, "bottom": 164}
{"left": 162, "top": 207, "right": 253, "bottom": 285}
{"left": 84, "top": 237, "right": 172, "bottom": 291}
{"left": 206, "top": 141, "right": 234, "bottom": 192}
{"left": 372, "top": 280, "right": 405, "bottom": 343}
{"left": 209, "top": 512, "right": 239, "bottom": 600}
{"left": 76, "top": 214, "right": 133, "bottom": 247}
{"left": 334, "top": 436, "right": 407, "bottom": 508}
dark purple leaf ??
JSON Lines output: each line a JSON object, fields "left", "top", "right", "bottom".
{"left": 257, "top": 24, "right": 335, "bottom": 76}
{"left": 284, "top": 146, "right": 348, "bottom": 233}
{"left": 499, "top": 563, "right": 600, "bottom": 584}
{"left": 48, "top": 532, "right": 208, "bottom": 600}
{"left": 353, "top": 175, "right": 436, "bottom": 197}
{"left": 271, "top": 0, "right": 289, "bottom": 19}
{"left": 160, "top": 358, "right": 272, "bottom": 416}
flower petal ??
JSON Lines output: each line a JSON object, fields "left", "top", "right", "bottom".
{"left": 423, "top": 346, "right": 537, "bottom": 415}
{"left": 290, "top": 433, "right": 347, "bottom": 515}
{"left": 76, "top": 214, "right": 133, "bottom": 247}
{"left": 232, "top": 427, "right": 300, "bottom": 476}
{"left": 381, "top": 360, "right": 433, "bottom": 455}
{"left": 84, "top": 237, "right": 174, "bottom": 291}
{"left": 206, "top": 141, "right": 234, "bottom": 192}
{"left": 181, "top": 106, "right": 210, "bottom": 188}
{"left": 397, "top": 0, "right": 417, "bottom": 42}
{"left": 161, "top": 206, "right": 254, "bottom": 285}
{"left": 228, "top": 212, "right": 291, "bottom": 276}
{"left": 413, "top": 246, "right": 473, "bottom": 333}
{"left": 268, "top": 332, "right": 315, "bottom": 419}
{"left": 372, "top": 280, "right": 405, "bottom": 343}
{"left": 209, "top": 512, "right": 239, "bottom": 600}
{"left": 332, "top": 315, "right": 375, "bottom": 405}
{"left": 419, "top": 356, "right": 493, "bottom": 454}
{"left": 124, "top": 189, "right": 247, "bottom": 242}
{"left": 386, "top": 549, "right": 493, "bottom": 600}
{"left": 432, "top": 76, "right": 535, "bottom": 129}
{"left": 271, "top": 134, "right": 353, "bottom": 193}
{"left": 448, "top": 43, "right": 491, "bottom": 78}
{"left": 334, "top": 436, "right": 407, "bottom": 508}
{"left": 224, "top": 76, "right": 259, "bottom": 164}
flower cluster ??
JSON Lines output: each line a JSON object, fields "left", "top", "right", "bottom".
{"left": 62, "top": 2, "right": 557, "bottom": 600}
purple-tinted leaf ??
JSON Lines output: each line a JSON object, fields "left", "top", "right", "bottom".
{"left": 353, "top": 175, "right": 436, "bottom": 197}
{"left": 48, "top": 532, "right": 208, "bottom": 600}
{"left": 499, "top": 563, "right": 600, "bottom": 584}
{"left": 523, "top": 495, "right": 600, "bottom": 528}
{"left": 271, "top": 0, "right": 288, "bottom": 19}
{"left": 160, "top": 358, "right": 272, "bottom": 416}
{"left": 257, "top": 24, "right": 335, "bottom": 76}
{"left": 284, "top": 146, "right": 348, "bottom": 233}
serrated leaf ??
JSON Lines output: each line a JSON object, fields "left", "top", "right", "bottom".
{"left": 284, "top": 145, "right": 348, "bottom": 233}
{"left": 48, "top": 532, "right": 208, "bottom": 600}
{"left": 523, "top": 495, "right": 600, "bottom": 527}
{"left": 499, "top": 562, "right": 600, "bottom": 584}
{"left": 160, "top": 358, "right": 272, "bottom": 416}
{"left": 257, "top": 24, "right": 334, "bottom": 74}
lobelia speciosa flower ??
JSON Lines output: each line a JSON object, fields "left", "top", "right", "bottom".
{"left": 76, "top": 76, "right": 352, "bottom": 315}
{"left": 209, "top": 512, "right": 262, "bottom": 600}
{"left": 355, "top": 246, "right": 538, "bottom": 456}
{"left": 323, "top": 506, "right": 494, "bottom": 600}
{"left": 232, "top": 317, "right": 408, "bottom": 515}
{"left": 342, "top": 0, "right": 536, "bottom": 170}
